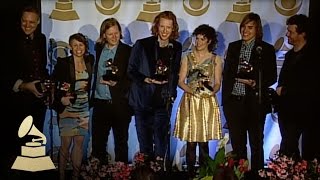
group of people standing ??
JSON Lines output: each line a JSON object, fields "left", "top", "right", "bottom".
{"left": 2, "top": 4, "right": 317, "bottom": 180}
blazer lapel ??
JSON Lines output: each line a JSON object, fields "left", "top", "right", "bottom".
{"left": 113, "top": 42, "right": 123, "bottom": 66}
{"left": 69, "top": 56, "right": 75, "bottom": 82}
{"left": 144, "top": 38, "right": 157, "bottom": 74}
{"left": 85, "top": 55, "right": 92, "bottom": 75}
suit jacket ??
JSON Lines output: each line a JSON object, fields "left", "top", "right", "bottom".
{"left": 127, "top": 36, "right": 182, "bottom": 110}
{"left": 52, "top": 54, "right": 94, "bottom": 113}
{"left": 222, "top": 40, "right": 277, "bottom": 113}
{"left": 91, "top": 41, "right": 132, "bottom": 116}
{"left": 8, "top": 29, "right": 49, "bottom": 104}
{"left": 277, "top": 44, "right": 315, "bottom": 102}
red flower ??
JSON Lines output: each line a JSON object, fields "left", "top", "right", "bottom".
{"left": 81, "top": 152, "right": 162, "bottom": 179}
{"left": 258, "top": 152, "right": 320, "bottom": 180}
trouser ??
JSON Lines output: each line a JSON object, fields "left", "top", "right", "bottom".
{"left": 91, "top": 99, "right": 131, "bottom": 163}
{"left": 278, "top": 97, "right": 313, "bottom": 160}
{"left": 223, "top": 95, "right": 266, "bottom": 171}
{"left": 134, "top": 106, "right": 171, "bottom": 159}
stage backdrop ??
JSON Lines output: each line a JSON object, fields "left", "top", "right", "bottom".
{"left": 40, "top": 0, "right": 309, "bottom": 168}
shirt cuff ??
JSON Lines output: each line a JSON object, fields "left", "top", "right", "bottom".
{"left": 13, "top": 79, "right": 23, "bottom": 92}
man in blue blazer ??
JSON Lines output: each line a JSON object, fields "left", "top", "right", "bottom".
{"left": 127, "top": 11, "right": 182, "bottom": 166}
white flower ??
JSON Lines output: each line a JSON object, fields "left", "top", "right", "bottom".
{"left": 217, "top": 133, "right": 229, "bottom": 150}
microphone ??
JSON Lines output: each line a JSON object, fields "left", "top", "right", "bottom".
{"left": 49, "top": 38, "right": 55, "bottom": 44}
{"left": 49, "top": 38, "right": 55, "bottom": 46}
{"left": 256, "top": 46, "right": 262, "bottom": 55}
{"left": 49, "top": 38, "right": 56, "bottom": 52}
{"left": 48, "top": 38, "right": 56, "bottom": 75}
{"left": 168, "top": 43, "right": 174, "bottom": 61}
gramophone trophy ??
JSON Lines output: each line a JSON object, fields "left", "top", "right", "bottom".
{"left": 197, "top": 72, "right": 214, "bottom": 92}
{"left": 152, "top": 59, "right": 169, "bottom": 81}
{"left": 237, "top": 59, "right": 254, "bottom": 79}
{"left": 59, "top": 82, "right": 77, "bottom": 104}
{"left": 35, "top": 79, "right": 55, "bottom": 104}
{"left": 11, "top": 115, "right": 55, "bottom": 172}
{"left": 103, "top": 58, "right": 119, "bottom": 81}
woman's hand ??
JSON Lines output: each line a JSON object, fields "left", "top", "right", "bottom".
{"left": 61, "top": 96, "right": 74, "bottom": 106}
{"left": 79, "top": 81, "right": 88, "bottom": 90}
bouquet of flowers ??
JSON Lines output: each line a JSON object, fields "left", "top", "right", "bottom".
{"left": 80, "top": 152, "right": 162, "bottom": 180}
{"left": 258, "top": 152, "right": 320, "bottom": 180}
{"left": 198, "top": 134, "right": 249, "bottom": 180}
{"left": 132, "top": 152, "right": 162, "bottom": 172}
{"left": 80, "top": 156, "right": 132, "bottom": 180}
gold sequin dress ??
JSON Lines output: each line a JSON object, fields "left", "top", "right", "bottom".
{"left": 173, "top": 52, "right": 222, "bottom": 142}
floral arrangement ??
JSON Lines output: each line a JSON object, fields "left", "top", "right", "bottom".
{"left": 258, "top": 152, "right": 320, "bottom": 180}
{"left": 80, "top": 152, "right": 162, "bottom": 180}
{"left": 198, "top": 134, "right": 249, "bottom": 180}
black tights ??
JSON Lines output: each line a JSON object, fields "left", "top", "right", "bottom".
{"left": 186, "top": 142, "right": 209, "bottom": 177}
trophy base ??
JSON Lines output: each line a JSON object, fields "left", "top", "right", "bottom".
{"left": 152, "top": 74, "right": 168, "bottom": 82}
{"left": 102, "top": 74, "right": 119, "bottom": 82}
{"left": 237, "top": 73, "right": 254, "bottom": 80}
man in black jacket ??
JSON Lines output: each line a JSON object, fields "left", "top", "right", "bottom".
{"left": 222, "top": 13, "right": 277, "bottom": 171}
{"left": 4, "top": 5, "right": 49, "bottom": 179}
{"left": 90, "top": 18, "right": 133, "bottom": 164}
{"left": 276, "top": 14, "right": 318, "bottom": 161}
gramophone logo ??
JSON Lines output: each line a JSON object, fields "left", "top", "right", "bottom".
{"left": 11, "top": 116, "right": 55, "bottom": 172}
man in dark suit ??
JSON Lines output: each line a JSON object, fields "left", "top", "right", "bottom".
{"left": 127, "top": 11, "right": 182, "bottom": 167}
{"left": 222, "top": 13, "right": 277, "bottom": 171}
{"left": 10, "top": 6, "right": 49, "bottom": 132}
{"left": 276, "top": 14, "right": 318, "bottom": 161}
{"left": 3, "top": 6, "right": 49, "bottom": 179}
{"left": 90, "top": 18, "right": 132, "bottom": 164}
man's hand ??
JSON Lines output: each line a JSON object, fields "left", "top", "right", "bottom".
{"left": 20, "top": 80, "right": 43, "bottom": 98}
{"left": 276, "top": 86, "right": 282, "bottom": 96}
{"left": 144, "top": 77, "right": 168, "bottom": 85}
{"left": 235, "top": 78, "right": 256, "bottom": 88}
{"left": 100, "top": 78, "right": 117, "bottom": 86}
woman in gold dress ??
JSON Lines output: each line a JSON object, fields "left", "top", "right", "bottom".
{"left": 173, "top": 24, "right": 223, "bottom": 178}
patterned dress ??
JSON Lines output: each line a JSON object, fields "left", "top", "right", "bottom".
{"left": 59, "top": 70, "right": 89, "bottom": 136}
{"left": 174, "top": 52, "right": 222, "bottom": 142}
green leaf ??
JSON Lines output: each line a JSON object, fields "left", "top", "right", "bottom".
{"left": 199, "top": 176, "right": 213, "bottom": 180}
{"left": 199, "top": 147, "right": 226, "bottom": 177}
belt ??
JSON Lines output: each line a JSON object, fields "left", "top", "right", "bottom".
{"left": 94, "top": 98, "right": 112, "bottom": 104}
